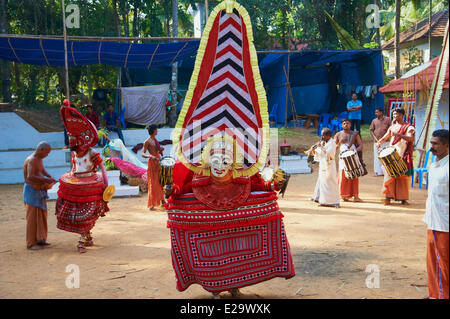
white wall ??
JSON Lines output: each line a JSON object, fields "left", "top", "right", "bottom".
{"left": 0, "top": 112, "right": 175, "bottom": 184}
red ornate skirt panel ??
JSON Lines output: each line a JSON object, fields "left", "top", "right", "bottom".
{"left": 166, "top": 191, "right": 295, "bottom": 292}
{"left": 166, "top": 192, "right": 282, "bottom": 231}
{"left": 169, "top": 219, "right": 295, "bottom": 292}
{"left": 58, "top": 172, "right": 105, "bottom": 202}
{"left": 55, "top": 197, "right": 109, "bottom": 234}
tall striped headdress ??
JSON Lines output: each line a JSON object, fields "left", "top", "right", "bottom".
{"left": 172, "top": 0, "right": 269, "bottom": 178}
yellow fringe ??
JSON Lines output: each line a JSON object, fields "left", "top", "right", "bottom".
{"left": 172, "top": 0, "right": 270, "bottom": 177}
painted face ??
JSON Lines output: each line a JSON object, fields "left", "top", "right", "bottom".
{"left": 209, "top": 153, "right": 233, "bottom": 178}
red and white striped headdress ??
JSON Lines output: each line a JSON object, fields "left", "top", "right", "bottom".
{"left": 172, "top": 0, "right": 269, "bottom": 178}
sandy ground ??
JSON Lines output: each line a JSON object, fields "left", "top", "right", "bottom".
{"left": 0, "top": 131, "right": 430, "bottom": 299}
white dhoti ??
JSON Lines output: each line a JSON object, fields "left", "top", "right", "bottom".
{"left": 312, "top": 139, "right": 340, "bottom": 206}
{"left": 373, "top": 142, "right": 389, "bottom": 176}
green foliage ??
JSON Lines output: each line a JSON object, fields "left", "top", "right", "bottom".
{"left": 324, "top": 10, "right": 361, "bottom": 49}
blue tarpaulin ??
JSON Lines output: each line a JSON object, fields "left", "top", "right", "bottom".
{"left": 259, "top": 49, "right": 384, "bottom": 124}
{"left": 0, "top": 36, "right": 199, "bottom": 68}
{"left": 0, "top": 36, "right": 384, "bottom": 124}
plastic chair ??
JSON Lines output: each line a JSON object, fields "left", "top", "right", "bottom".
{"left": 330, "top": 111, "right": 349, "bottom": 135}
{"left": 268, "top": 103, "right": 278, "bottom": 126}
{"left": 317, "top": 113, "right": 332, "bottom": 136}
{"left": 411, "top": 149, "right": 436, "bottom": 189}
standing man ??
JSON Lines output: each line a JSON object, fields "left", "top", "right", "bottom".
{"left": 310, "top": 128, "right": 340, "bottom": 207}
{"left": 23, "top": 141, "right": 57, "bottom": 250}
{"left": 377, "top": 108, "right": 414, "bottom": 205}
{"left": 103, "top": 104, "right": 125, "bottom": 144}
{"left": 370, "top": 108, "right": 391, "bottom": 176}
{"left": 423, "top": 129, "right": 449, "bottom": 299}
{"left": 335, "top": 118, "right": 363, "bottom": 202}
{"left": 347, "top": 92, "right": 363, "bottom": 132}
{"left": 85, "top": 105, "right": 100, "bottom": 129}
{"left": 142, "top": 124, "right": 164, "bottom": 210}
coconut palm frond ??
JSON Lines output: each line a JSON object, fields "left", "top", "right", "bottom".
{"left": 324, "top": 10, "right": 361, "bottom": 49}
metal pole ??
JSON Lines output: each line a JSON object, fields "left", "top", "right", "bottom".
{"left": 62, "top": 0, "right": 70, "bottom": 99}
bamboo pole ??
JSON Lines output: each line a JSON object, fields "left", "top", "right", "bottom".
{"left": 0, "top": 34, "right": 200, "bottom": 42}
{"left": 62, "top": 0, "right": 70, "bottom": 99}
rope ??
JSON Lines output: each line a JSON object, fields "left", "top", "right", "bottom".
{"left": 170, "top": 42, "right": 188, "bottom": 65}
{"left": 7, "top": 37, "right": 22, "bottom": 63}
{"left": 147, "top": 43, "right": 159, "bottom": 69}
{"left": 98, "top": 41, "right": 102, "bottom": 64}
{"left": 39, "top": 38, "right": 50, "bottom": 66}
{"left": 124, "top": 43, "right": 132, "bottom": 68}
{"left": 71, "top": 41, "right": 77, "bottom": 66}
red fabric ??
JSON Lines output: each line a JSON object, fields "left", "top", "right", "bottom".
{"left": 192, "top": 175, "right": 251, "bottom": 210}
{"left": 85, "top": 112, "right": 100, "bottom": 128}
{"left": 391, "top": 123, "right": 414, "bottom": 170}
{"left": 55, "top": 197, "right": 108, "bottom": 234}
{"left": 58, "top": 172, "right": 105, "bottom": 202}
{"left": 427, "top": 230, "right": 449, "bottom": 299}
{"left": 60, "top": 105, "right": 98, "bottom": 155}
{"left": 167, "top": 192, "right": 294, "bottom": 293}
{"left": 339, "top": 170, "right": 359, "bottom": 198}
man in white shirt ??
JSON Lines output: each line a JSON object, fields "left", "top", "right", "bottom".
{"left": 423, "top": 129, "right": 449, "bottom": 299}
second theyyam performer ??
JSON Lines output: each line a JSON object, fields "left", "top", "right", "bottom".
{"left": 55, "top": 100, "right": 111, "bottom": 253}
{"left": 164, "top": 0, "right": 295, "bottom": 298}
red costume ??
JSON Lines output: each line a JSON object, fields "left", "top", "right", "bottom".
{"left": 55, "top": 100, "right": 109, "bottom": 251}
{"left": 165, "top": 162, "right": 294, "bottom": 293}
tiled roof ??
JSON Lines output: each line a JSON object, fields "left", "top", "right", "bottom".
{"left": 382, "top": 9, "right": 448, "bottom": 49}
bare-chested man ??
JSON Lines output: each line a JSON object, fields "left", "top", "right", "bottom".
{"left": 335, "top": 118, "right": 363, "bottom": 202}
{"left": 142, "top": 124, "right": 164, "bottom": 210}
{"left": 376, "top": 108, "right": 415, "bottom": 205}
{"left": 23, "top": 141, "right": 57, "bottom": 250}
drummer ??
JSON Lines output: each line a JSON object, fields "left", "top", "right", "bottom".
{"left": 335, "top": 118, "right": 363, "bottom": 202}
{"left": 376, "top": 108, "right": 415, "bottom": 205}
{"left": 142, "top": 124, "right": 165, "bottom": 210}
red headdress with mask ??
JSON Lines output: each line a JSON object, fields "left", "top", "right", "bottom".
{"left": 60, "top": 99, "right": 98, "bottom": 156}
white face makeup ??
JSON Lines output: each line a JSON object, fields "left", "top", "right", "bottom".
{"left": 209, "top": 153, "right": 233, "bottom": 177}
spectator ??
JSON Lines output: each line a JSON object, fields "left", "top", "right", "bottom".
{"left": 85, "top": 105, "right": 100, "bottom": 129}
{"left": 423, "top": 129, "right": 449, "bottom": 299}
{"left": 102, "top": 104, "right": 125, "bottom": 144}
{"left": 347, "top": 92, "right": 363, "bottom": 132}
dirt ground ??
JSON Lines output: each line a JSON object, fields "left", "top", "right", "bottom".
{"left": 0, "top": 129, "right": 430, "bottom": 299}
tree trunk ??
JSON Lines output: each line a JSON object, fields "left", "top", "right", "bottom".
{"left": 394, "top": 0, "right": 401, "bottom": 79}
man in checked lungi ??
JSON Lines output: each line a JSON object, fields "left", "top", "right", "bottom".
{"left": 376, "top": 108, "right": 415, "bottom": 205}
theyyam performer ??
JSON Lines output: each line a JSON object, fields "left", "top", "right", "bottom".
{"left": 55, "top": 99, "right": 112, "bottom": 253}
{"left": 164, "top": 0, "right": 295, "bottom": 298}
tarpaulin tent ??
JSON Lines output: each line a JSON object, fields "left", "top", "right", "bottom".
{"left": 259, "top": 49, "right": 384, "bottom": 124}
{"left": 0, "top": 35, "right": 199, "bottom": 68}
